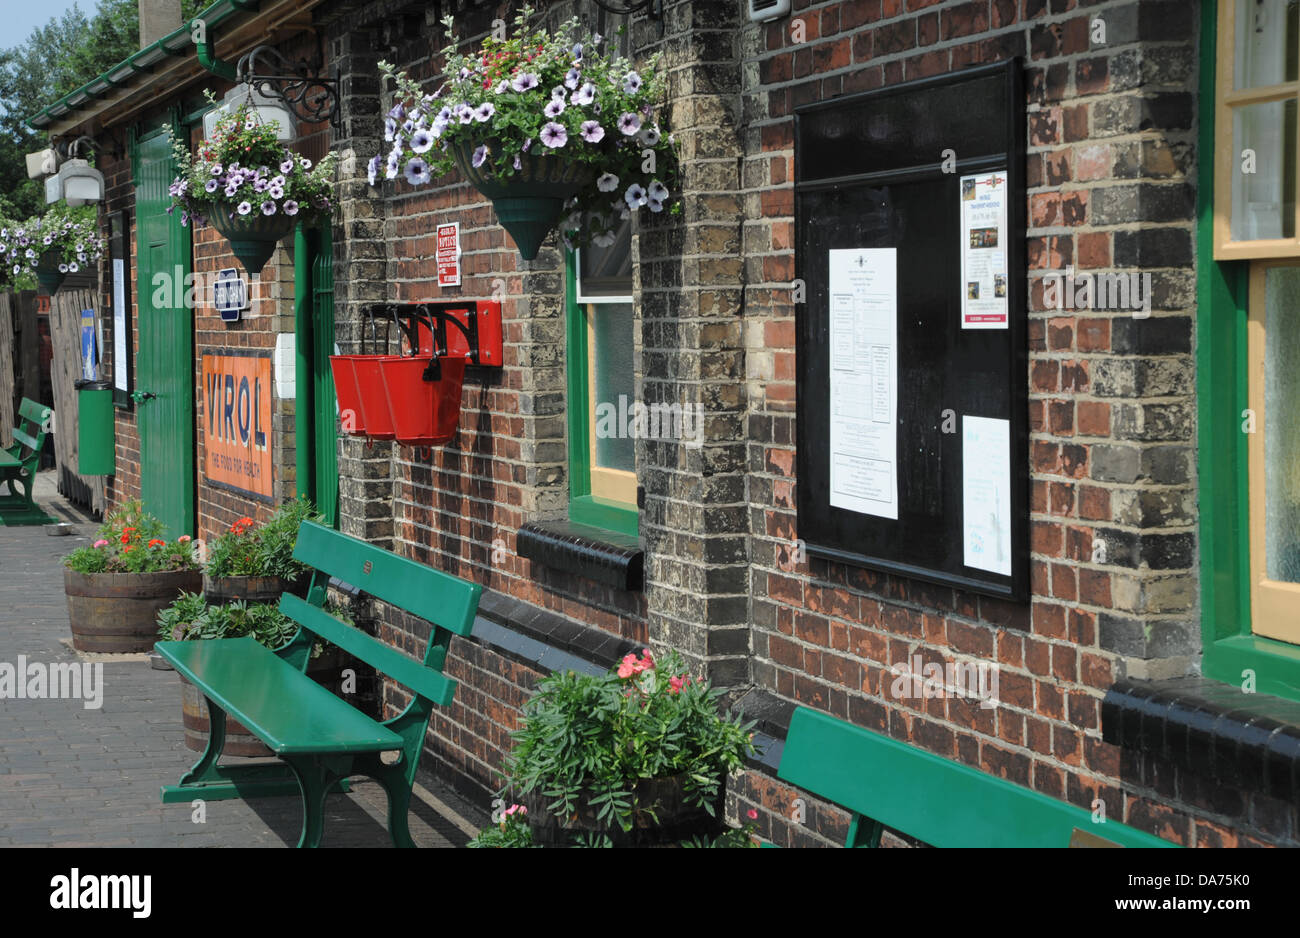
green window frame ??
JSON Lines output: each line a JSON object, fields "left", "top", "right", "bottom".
{"left": 565, "top": 249, "right": 639, "bottom": 538}
{"left": 1199, "top": 0, "right": 1300, "bottom": 699}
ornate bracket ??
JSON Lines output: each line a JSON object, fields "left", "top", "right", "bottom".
{"left": 236, "top": 45, "right": 341, "bottom": 131}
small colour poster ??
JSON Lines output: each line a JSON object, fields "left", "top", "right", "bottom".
{"left": 959, "top": 170, "right": 1009, "bottom": 329}
{"left": 437, "top": 222, "right": 461, "bottom": 288}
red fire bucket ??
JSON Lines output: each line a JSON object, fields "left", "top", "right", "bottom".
{"left": 329, "top": 354, "right": 401, "bottom": 440}
{"left": 381, "top": 354, "right": 469, "bottom": 446}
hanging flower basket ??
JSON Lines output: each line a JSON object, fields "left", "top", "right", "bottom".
{"left": 166, "top": 90, "right": 337, "bottom": 276}
{"left": 208, "top": 210, "right": 298, "bottom": 276}
{"left": 368, "top": 5, "right": 678, "bottom": 258}
{"left": 452, "top": 142, "right": 593, "bottom": 260}
{"left": 35, "top": 249, "right": 66, "bottom": 294}
{"left": 1, "top": 207, "right": 105, "bottom": 294}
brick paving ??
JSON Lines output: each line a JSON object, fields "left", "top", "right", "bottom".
{"left": 0, "top": 473, "right": 481, "bottom": 847}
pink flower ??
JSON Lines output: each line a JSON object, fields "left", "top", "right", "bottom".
{"left": 669, "top": 676, "right": 686, "bottom": 694}
{"left": 504, "top": 803, "right": 526, "bottom": 817}
{"left": 177, "top": 535, "right": 191, "bottom": 543}
{"left": 617, "top": 654, "right": 638, "bottom": 679}
{"left": 92, "top": 539, "right": 109, "bottom": 548}
{"left": 747, "top": 808, "right": 759, "bottom": 820}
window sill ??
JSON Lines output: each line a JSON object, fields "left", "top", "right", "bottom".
{"left": 1101, "top": 675, "right": 1300, "bottom": 802}
{"left": 517, "top": 519, "right": 643, "bottom": 591}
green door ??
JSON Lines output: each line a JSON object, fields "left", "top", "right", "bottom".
{"left": 134, "top": 127, "right": 195, "bottom": 537}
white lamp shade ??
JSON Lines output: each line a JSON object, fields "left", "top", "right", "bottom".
{"left": 44, "top": 174, "right": 62, "bottom": 204}
{"left": 205, "top": 85, "right": 296, "bottom": 143}
{"left": 58, "top": 159, "right": 105, "bottom": 204}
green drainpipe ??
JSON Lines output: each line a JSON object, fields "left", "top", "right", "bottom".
{"left": 194, "top": 31, "right": 237, "bottom": 81}
{"left": 294, "top": 223, "right": 316, "bottom": 504}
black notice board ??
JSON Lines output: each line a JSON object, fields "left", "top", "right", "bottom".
{"left": 794, "top": 61, "right": 1028, "bottom": 601}
{"left": 110, "top": 210, "right": 133, "bottom": 409}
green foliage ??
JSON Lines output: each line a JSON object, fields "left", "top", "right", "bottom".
{"left": 0, "top": 1, "right": 142, "bottom": 220}
{"left": 166, "top": 95, "right": 337, "bottom": 229}
{"left": 204, "top": 497, "right": 321, "bottom": 579}
{"left": 502, "top": 648, "right": 758, "bottom": 834}
{"left": 160, "top": 598, "right": 298, "bottom": 649}
{"left": 373, "top": 3, "right": 678, "bottom": 249}
{"left": 155, "top": 591, "right": 208, "bottom": 639}
{"left": 468, "top": 807, "right": 534, "bottom": 848}
{"left": 63, "top": 499, "right": 198, "bottom": 574}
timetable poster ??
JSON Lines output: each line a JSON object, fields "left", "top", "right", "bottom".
{"left": 959, "top": 171, "right": 1009, "bottom": 329}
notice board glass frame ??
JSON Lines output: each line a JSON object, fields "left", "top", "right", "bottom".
{"left": 110, "top": 209, "right": 134, "bottom": 409}
{"left": 794, "top": 60, "right": 1028, "bottom": 601}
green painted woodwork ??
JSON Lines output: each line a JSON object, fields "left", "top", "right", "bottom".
{"left": 133, "top": 123, "right": 195, "bottom": 538}
{"left": 777, "top": 707, "right": 1178, "bottom": 848}
{"left": 1196, "top": 0, "right": 1300, "bottom": 700}
{"left": 158, "top": 521, "right": 482, "bottom": 847}
{"left": 294, "top": 224, "right": 314, "bottom": 506}
{"left": 156, "top": 637, "right": 405, "bottom": 754}
{"left": 311, "top": 226, "right": 339, "bottom": 527}
{"left": 565, "top": 250, "right": 639, "bottom": 537}
{"left": 291, "top": 520, "right": 481, "bottom": 635}
{"left": 0, "top": 398, "right": 55, "bottom": 525}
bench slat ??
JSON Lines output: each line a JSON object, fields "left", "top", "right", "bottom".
{"left": 10, "top": 428, "right": 39, "bottom": 452}
{"left": 18, "top": 398, "right": 50, "bottom": 425}
{"left": 156, "top": 637, "right": 404, "bottom": 754}
{"left": 280, "top": 594, "right": 458, "bottom": 707}
{"left": 291, "top": 521, "right": 480, "bottom": 635}
{"left": 779, "top": 707, "right": 1176, "bottom": 848}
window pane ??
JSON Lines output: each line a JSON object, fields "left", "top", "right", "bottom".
{"left": 1265, "top": 266, "right": 1300, "bottom": 584}
{"left": 578, "top": 219, "right": 633, "bottom": 297}
{"left": 1235, "top": 0, "right": 1299, "bottom": 89}
{"left": 1231, "top": 98, "right": 1297, "bottom": 240}
{"left": 592, "top": 302, "right": 635, "bottom": 473}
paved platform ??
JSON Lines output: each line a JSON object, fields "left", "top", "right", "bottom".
{"left": 0, "top": 472, "right": 483, "bottom": 847}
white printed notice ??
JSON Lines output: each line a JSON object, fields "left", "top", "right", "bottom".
{"left": 959, "top": 171, "right": 1009, "bottom": 329}
{"left": 828, "top": 248, "right": 898, "bottom": 519}
{"left": 962, "top": 415, "right": 1011, "bottom": 575}
{"left": 113, "top": 258, "right": 127, "bottom": 393}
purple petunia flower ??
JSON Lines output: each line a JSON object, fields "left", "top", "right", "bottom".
{"left": 237, "top": 201, "right": 252, "bottom": 215}
{"left": 551, "top": 85, "right": 567, "bottom": 101}
{"left": 564, "top": 68, "right": 581, "bottom": 90}
{"left": 474, "top": 102, "right": 495, "bottom": 122}
{"left": 205, "top": 179, "right": 219, "bottom": 193}
{"left": 411, "top": 130, "right": 434, "bottom": 154}
{"left": 511, "top": 72, "right": 539, "bottom": 93}
{"left": 457, "top": 104, "right": 474, "bottom": 125}
{"left": 597, "top": 172, "right": 618, "bottom": 192}
{"left": 522, "top": 138, "right": 532, "bottom": 152}
{"left": 617, "top": 112, "right": 642, "bottom": 136}
{"left": 271, "top": 175, "right": 285, "bottom": 188}
{"left": 494, "top": 80, "right": 509, "bottom": 94}
{"left": 581, "top": 121, "right": 605, "bottom": 143}
{"left": 540, "top": 122, "right": 568, "bottom": 148}
{"left": 472, "top": 145, "right": 488, "bottom": 168}
{"left": 404, "top": 158, "right": 431, "bottom": 186}
{"left": 281, "top": 157, "right": 295, "bottom": 173}
{"left": 284, "top": 200, "right": 300, "bottom": 216}
{"left": 268, "top": 186, "right": 285, "bottom": 200}
{"left": 386, "top": 151, "right": 400, "bottom": 179}
{"left": 572, "top": 43, "right": 583, "bottom": 60}
{"left": 639, "top": 126, "right": 661, "bottom": 147}
{"left": 210, "top": 163, "right": 223, "bottom": 176}
{"left": 544, "top": 99, "right": 565, "bottom": 118}
{"left": 513, "top": 155, "right": 522, "bottom": 170}
{"left": 261, "top": 201, "right": 276, "bottom": 215}
{"left": 58, "top": 263, "right": 68, "bottom": 273}
{"left": 388, "top": 102, "right": 405, "bottom": 121}
{"left": 572, "top": 82, "right": 596, "bottom": 106}
{"left": 624, "top": 183, "right": 647, "bottom": 208}
{"left": 367, "top": 155, "right": 381, "bottom": 186}
{"left": 299, "top": 158, "right": 312, "bottom": 170}
{"left": 402, "top": 119, "right": 415, "bottom": 134}
{"left": 648, "top": 180, "right": 670, "bottom": 202}
{"left": 622, "top": 71, "right": 643, "bottom": 94}
{"left": 68, "top": 261, "right": 79, "bottom": 273}
{"left": 254, "top": 179, "right": 268, "bottom": 193}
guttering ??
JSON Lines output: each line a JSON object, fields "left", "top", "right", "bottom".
{"left": 24, "top": 0, "right": 258, "bottom": 131}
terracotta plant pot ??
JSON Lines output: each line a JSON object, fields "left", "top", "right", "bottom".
{"left": 201, "top": 572, "right": 311, "bottom": 606}
{"left": 523, "top": 774, "right": 725, "bottom": 847}
{"left": 64, "top": 567, "right": 203, "bottom": 653}
{"left": 452, "top": 143, "right": 594, "bottom": 260}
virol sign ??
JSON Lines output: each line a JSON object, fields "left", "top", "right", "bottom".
{"left": 201, "top": 351, "right": 272, "bottom": 498}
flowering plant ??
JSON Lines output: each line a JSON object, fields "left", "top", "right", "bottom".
{"left": 203, "top": 496, "right": 321, "bottom": 579}
{"left": 166, "top": 93, "right": 336, "bottom": 229}
{"left": 370, "top": 4, "right": 677, "bottom": 248}
{"left": 501, "top": 647, "right": 757, "bottom": 832}
{"left": 0, "top": 204, "right": 105, "bottom": 280}
{"left": 468, "top": 804, "right": 534, "bottom": 848}
{"left": 63, "top": 499, "right": 198, "bottom": 575}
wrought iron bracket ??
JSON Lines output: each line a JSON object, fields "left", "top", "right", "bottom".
{"left": 236, "top": 44, "right": 341, "bottom": 131}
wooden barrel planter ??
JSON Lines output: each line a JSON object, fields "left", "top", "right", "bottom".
{"left": 201, "top": 573, "right": 311, "bottom": 605}
{"left": 64, "top": 568, "right": 203, "bottom": 653}
{"left": 523, "top": 774, "right": 725, "bottom": 847}
{"left": 179, "top": 645, "right": 348, "bottom": 756}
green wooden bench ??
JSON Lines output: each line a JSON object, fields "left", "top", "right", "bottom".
{"left": 776, "top": 706, "right": 1178, "bottom": 848}
{"left": 156, "top": 520, "right": 482, "bottom": 848}
{"left": 0, "top": 398, "right": 53, "bottom": 525}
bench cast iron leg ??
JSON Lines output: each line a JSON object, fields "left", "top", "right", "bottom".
{"left": 283, "top": 756, "right": 332, "bottom": 848}
{"left": 179, "top": 699, "right": 227, "bottom": 787}
{"left": 380, "top": 769, "right": 415, "bottom": 849}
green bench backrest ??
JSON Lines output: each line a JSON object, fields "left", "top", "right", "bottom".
{"left": 778, "top": 706, "right": 1177, "bottom": 848}
{"left": 279, "top": 521, "right": 482, "bottom": 707}
{"left": 8, "top": 399, "right": 51, "bottom": 460}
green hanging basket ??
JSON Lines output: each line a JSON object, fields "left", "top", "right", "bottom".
{"left": 35, "top": 249, "right": 66, "bottom": 294}
{"left": 208, "top": 210, "right": 298, "bottom": 276}
{"left": 453, "top": 143, "right": 594, "bottom": 260}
